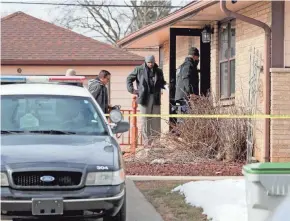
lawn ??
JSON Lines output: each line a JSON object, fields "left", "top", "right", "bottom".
{"left": 134, "top": 181, "right": 209, "bottom": 221}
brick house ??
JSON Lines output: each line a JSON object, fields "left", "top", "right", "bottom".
{"left": 117, "top": 1, "right": 290, "bottom": 163}
{"left": 1, "top": 11, "right": 145, "bottom": 148}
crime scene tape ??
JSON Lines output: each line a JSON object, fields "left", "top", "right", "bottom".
{"left": 104, "top": 114, "right": 290, "bottom": 119}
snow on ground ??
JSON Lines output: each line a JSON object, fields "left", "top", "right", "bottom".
{"left": 267, "top": 196, "right": 290, "bottom": 221}
{"left": 173, "top": 179, "right": 290, "bottom": 221}
{"left": 172, "top": 179, "right": 248, "bottom": 221}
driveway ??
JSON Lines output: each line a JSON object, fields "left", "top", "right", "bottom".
{"left": 2, "top": 179, "right": 164, "bottom": 221}
{"left": 126, "top": 178, "right": 164, "bottom": 221}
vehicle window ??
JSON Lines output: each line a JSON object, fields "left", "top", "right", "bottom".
{"left": 1, "top": 95, "right": 108, "bottom": 135}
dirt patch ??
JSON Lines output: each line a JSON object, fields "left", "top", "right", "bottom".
{"left": 125, "top": 161, "right": 243, "bottom": 176}
{"left": 135, "top": 181, "right": 208, "bottom": 221}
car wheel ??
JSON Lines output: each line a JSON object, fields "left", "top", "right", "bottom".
{"left": 103, "top": 197, "right": 126, "bottom": 221}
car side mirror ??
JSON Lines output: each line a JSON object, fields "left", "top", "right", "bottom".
{"left": 109, "top": 109, "right": 123, "bottom": 124}
{"left": 111, "top": 121, "right": 130, "bottom": 134}
{"left": 109, "top": 109, "right": 129, "bottom": 134}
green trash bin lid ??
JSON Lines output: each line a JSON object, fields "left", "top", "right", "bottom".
{"left": 243, "top": 162, "right": 290, "bottom": 174}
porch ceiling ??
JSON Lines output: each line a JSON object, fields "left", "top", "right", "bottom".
{"left": 119, "top": 0, "right": 255, "bottom": 49}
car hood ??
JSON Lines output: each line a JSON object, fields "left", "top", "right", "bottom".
{"left": 1, "top": 134, "right": 117, "bottom": 170}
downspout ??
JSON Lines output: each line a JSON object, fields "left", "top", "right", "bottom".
{"left": 220, "top": 0, "right": 271, "bottom": 162}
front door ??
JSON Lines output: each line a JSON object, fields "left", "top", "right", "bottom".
{"left": 169, "top": 28, "right": 211, "bottom": 127}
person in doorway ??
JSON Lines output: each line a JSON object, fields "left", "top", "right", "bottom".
{"left": 126, "top": 55, "right": 167, "bottom": 146}
{"left": 88, "top": 70, "right": 111, "bottom": 114}
{"left": 175, "top": 46, "right": 200, "bottom": 112}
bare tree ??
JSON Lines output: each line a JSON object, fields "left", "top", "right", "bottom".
{"left": 129, "top": 1, "right": 171, "bottom": 32}
{"left": 52, "top": 0, "right": 172, "bottom": 45}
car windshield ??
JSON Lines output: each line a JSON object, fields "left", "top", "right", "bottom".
{"left": 1, "top": 95, "right": 108, "bottom": 135}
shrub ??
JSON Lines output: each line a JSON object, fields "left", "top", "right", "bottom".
{"left": 163, "top": 95, "right": 248, "bottom": 162}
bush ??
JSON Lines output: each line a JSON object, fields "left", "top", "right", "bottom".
{"left": 163, "top": 95, "right": 248, "bottom": 162}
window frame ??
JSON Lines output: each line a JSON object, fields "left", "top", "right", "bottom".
{"left": 219, "top": 19, "right": 236, "bottom": 99}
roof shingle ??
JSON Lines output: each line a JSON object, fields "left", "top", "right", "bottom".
{"left": 1, "top": 12, "right": 144, "bottom": 65}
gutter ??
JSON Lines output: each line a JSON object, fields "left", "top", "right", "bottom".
{"left": 220, "top": 0, "right": 271, "bottom": 162}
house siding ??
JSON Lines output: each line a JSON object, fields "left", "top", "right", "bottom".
{"left": 235, "top": 2, "right": 271, "bottom": 162}
{"left": 211, "top": 2, "right": 272, "bottom": 162}
{"left": 161, "top": 40, "right": 170, "bottom": 133}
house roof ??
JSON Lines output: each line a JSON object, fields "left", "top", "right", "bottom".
{"left": 117, "top": 0, "right": 254, "bottom": 48}
{"left": 117, "top": 0, "right": 217, "bottom": 47}
{"left": 1, "top": 12, "right": 144, "bottom": 65}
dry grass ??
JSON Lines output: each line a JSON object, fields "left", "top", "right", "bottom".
{"left": 160, "top": 95, "right": 249, "bottom": 162}
{"left": 135, "top": 181, "right": 209, "bottom": 221}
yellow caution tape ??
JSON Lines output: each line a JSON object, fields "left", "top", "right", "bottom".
{"left": 104, "top": 114, "right": 290, "bottom": 119}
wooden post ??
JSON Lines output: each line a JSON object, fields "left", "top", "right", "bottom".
{"left": 130, "top": 96, "right": 138, "bottom": 155}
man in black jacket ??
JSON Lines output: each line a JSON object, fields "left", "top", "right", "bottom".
{"left": 88, "top": 70, "right": 111, "bottom": 114}
{"left": 126, "top": 55, "right": 167, "bottom": 146}
{"left": 175, "top": 47, "right": 200, "bottom": 111}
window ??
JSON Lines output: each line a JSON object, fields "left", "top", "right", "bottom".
{"left": 219, "top": 20, "right": 236, "bottom": 99}
{"left": 1, "top": 95, "right": 108, "bottom": 135}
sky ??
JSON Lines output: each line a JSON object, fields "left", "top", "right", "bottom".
{"left": 0, "top": 0, "right": 189, "bottom": 42}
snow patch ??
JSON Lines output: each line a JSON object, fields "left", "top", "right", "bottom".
{"left": 172, "top": 179, "right": 248, "bottom": 221}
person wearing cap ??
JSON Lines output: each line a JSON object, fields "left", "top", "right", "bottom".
{"left": 126, "top": 55, "right": 167, "bottom": 146}
{"left": 175, "top": 46, "right": 200, "bottom": 104}
{"left": 173, "top": 47, "right": 200, "bottom": 129}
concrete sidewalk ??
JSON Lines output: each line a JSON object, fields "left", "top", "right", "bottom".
{"left": 126, "top": 178, "right": 164, "bottom": 221}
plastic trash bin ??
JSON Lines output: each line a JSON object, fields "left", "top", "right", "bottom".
{"left": 242, "top": 163, "right": 290, "bottom": 221}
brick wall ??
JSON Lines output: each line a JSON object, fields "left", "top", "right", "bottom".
{"left": 285, "top": 1, "right": 290, "bottom": 67}
{"left": 235, "top": 2, "right": 271, "bottom": 162}
{"left": 160, "top": 40, "right": 170, "bottom": 133}
{"left": 235, "top": 2, "right": 271, "bottom": 104}
{"left": 270, "top": 68, "right": 290, "bottom": 162}
{"left": 210, "top": 22, "right": 219, "bottom": 100}
{"left": 209, "top": 2, "right": 271, "bottom": 161}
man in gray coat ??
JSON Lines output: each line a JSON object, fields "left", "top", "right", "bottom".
{"left": 126, "top": 55, "right": 167, "bottom": 146}
{"left": 88, "top": 70, "right": 111, "bottom": 114}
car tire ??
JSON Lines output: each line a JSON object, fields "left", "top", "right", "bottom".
{"left": 103, "top": 196, "right": 126, "bottom": 221}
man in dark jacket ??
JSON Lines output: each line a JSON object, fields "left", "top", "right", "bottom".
{"left": 173, "top": 47, "right": 200, "bottom": 129}
{"left": 126, "top": 55, "right": 167, "bottom": 146}
{"left": 88, "top": 70, "right": 111, "bottom": 114}
{"left": 175, "top": 47, "right": 200, "bottom": 103}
